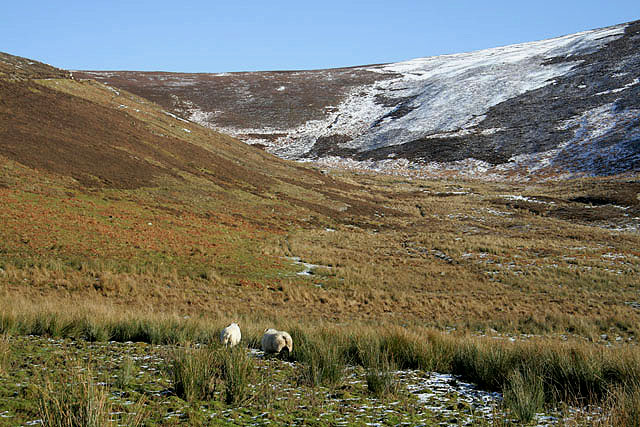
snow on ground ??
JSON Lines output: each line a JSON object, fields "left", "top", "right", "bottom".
{"left": 162, "top": 110, "right": 189, "bottom": 123}
{"left": 229, "top": 23, "right": 626, "bottom": 162}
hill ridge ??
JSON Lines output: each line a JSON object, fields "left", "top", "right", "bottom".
{"left": 76, "top": 20, "right": 640, "bottom": 180}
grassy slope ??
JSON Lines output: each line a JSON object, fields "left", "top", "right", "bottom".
{"left": 0, "top": 52, "right": 639, "bottom": 339}
{"left": 0, "top": 53, "right": 402, "bottom": 318}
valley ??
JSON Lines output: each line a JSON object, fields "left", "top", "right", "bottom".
{"left": 1, "top": 19, "right": 640, "bottom": 424}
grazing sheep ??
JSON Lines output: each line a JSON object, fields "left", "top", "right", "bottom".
{"left": 261, "top": 328, "right": 293, "bottom": 355}
{"left": 220, "top": 322, "right": 241, "bottom": 347}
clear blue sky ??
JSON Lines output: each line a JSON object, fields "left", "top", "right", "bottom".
{"left": 3, "top": 1, "right": 639, "bottom": 72}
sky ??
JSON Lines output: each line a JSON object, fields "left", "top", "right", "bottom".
{"left": 2, "top": 1, "right": 639, "bottom": 73}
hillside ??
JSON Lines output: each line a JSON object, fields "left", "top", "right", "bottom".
{"left": 0, "top": 50, "right": 638, "bottom": 319}
{"left": 0, "top": 52, "right": 407, "bottom": 309}
{"left": 2, "top": 50, "right": 640, "bottom": 425}
{"left": 0, "top": 53, "right": 387, "bottom": 221}
{"left": 77, "top": 20, "right": 640, "bottom": 180}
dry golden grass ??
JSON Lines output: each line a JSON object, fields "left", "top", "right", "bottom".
{"left": 1, "top": 172, "right": 638, "bottom": 342}
{"left": 3, "top": 73, "right": 636, "bottom": 342}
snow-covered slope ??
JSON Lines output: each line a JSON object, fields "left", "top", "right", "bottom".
{"left": 77, "top": 20, "right": 640, "bottom": 180}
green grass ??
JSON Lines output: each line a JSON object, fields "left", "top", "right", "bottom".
{"left": 0, "top": 334, "right": 10, "bottom": 376}
{"left": 114, "top": 356, "right": 137, "bottom": 390}
{"left": 221, "top": 347, "right": 256, "bottom": 405}
{"left": 364, "top": 350, "right": 399, "bottom": 398}
{"left": 502, "top": 368, "right": 545, "bottom": 423}
{"left": 5, "top": 306, "right": 639, "bottom": 412}
{"left": 170, "top": 344, "right": 256, "bottom": 406}
{"left": 1, "top": 327, "right": 639, "bottom": 425}
{"left": 171, "top": 345, "right": 222, "bottom": 402}
{"left": 292, "top": 329, "right": 346, "bottom": 387}
{"left": 35, "top": 366, "right": 112, "bottom": 427}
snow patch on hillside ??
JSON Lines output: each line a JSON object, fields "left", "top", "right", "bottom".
{"left": 257, "top": 23, "right": 627, "bottom": 159}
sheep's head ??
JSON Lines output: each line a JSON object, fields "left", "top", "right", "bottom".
{"left": 280, "top": 346, "right": 290, "bottom": 358}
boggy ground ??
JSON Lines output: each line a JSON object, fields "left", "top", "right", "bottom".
{"left": 0, "top": 335, "right": 494, "bottom": 426}
{"left": 0, "top": 324, "right": 620, "bottom": 426}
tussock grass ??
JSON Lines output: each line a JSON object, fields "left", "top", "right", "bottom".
{"left": 221, "top": 347, "right": 256, "bottom": 405}
{"left": 502, "top": 368, "right": 545, "bottom": 423}
{"left": 604, "top": 381, "right": 640, "bottom": 426}
{"left": 114, "top": 356, "right": 136, "bottom": 390}
{"left": 35, "top": 367, "right": 111, "bottom": 427}
{"left": 170, "top": 344, "right": 256, "bottom": 405}
{"left": 0, "top": 300, "right": 223, "bottom": 345}
{"left": 171, "top": 345, "right": 222, "bottom": 402}
{"left": 2, "top": 300, "right": 640, "bottom": 417}
{"left": 360, "top": 340, "right": 399, "bottom": 398}
{"left": 0, "top": 334, "right": 10, "bottom": 376}
{"left": 292, "top": 328, "right": 346, "bottom": 387}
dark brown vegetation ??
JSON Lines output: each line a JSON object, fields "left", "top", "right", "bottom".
{"left": 74, "top": 66, "right": 393, "bottom": 130}
{"left": 0, "top": 52, "right": 69, "bottom": 80}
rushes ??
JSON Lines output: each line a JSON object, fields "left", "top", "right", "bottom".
{"left": 171, "top": 345, "right": 222, "bottom": 402}
{"left": 502, "top": 368, "right": 545, "bottom": 423}
{"left": 114, "top": 356, "right": 136, "bottom": 390}
{"left": 170, "top": 344, "right": 255, "bottom": 405}
{"left": 293, "top": 330, "right": 346, "bottom": 387}
{"left": 604, "top": 382, "right": 640, "bottom": 427}
{"left": 35, "top": 367, "right": 111, "bottom": 427}
{"left": 3, "top": 303, "right": 640, "bottom": 418}
{"left": 222, "top": 347, "right": 255, "bottom": 405}
{"left": 362, "top": 343, "right": 399, "bottom": 398}
{"left": 0, "top": 334, "right": 10, "bottom": 376}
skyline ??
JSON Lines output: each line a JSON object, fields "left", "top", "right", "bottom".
{"left": 3, "top": 1, "right": 639, "bottom": 73}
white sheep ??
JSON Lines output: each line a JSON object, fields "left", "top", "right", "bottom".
{"left": 220, "top": 322, "right": 241, "bottom": 347}
{"left": 261, "top": 328, "right": 293, "bottom": 355}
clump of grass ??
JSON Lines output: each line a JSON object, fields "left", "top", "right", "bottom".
{"left": 380, "top": 328, "right": 432, "bottom": 370}
{"left": 356, "top": 337, "right": 399, "bottom": 398}
{"left": 114, "top": 356, "right": 137, "bottom": 390}
{"left": 292, "top": 328, "right": 346, "bottom": 387}
{"left": 0, "top": 334, "right": 10, "bottom": 376}
{"left": 171, "top": 344, "right": 255, "bottom": 405}
{"left": 502, "top": 368, "right": 545, "bottom": 423}
{"left": 601, "top": 378, "right": 640, "bottom": 426}
{"left": 80, "top": 319, "right": 110, "bottom": 342}
{"left": 29, "top": 312, "right": 77, "bottom": 338}
{"left": 171, "top": 345, "right": 222, "bottom": 402}
{"left": 451, "top": 339, "right": 515, "bottom": 391}
{"left": 35, "top": 366, "right": 111, "bottom": 427}
{"left": 365, "top": 351, "right": 398, "bottom": 398}
{"left": 221, "top": 347, "right": 255, "bottom": 405}
{"left": 297, "top": 341, "right": 345, "bottom": 388}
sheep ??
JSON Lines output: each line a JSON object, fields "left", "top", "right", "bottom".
{"left": 220, "top": 322, "right": 241, "bottom": 347}
{"left": 261, "top": 328, "right": 293, "bottom": 356}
